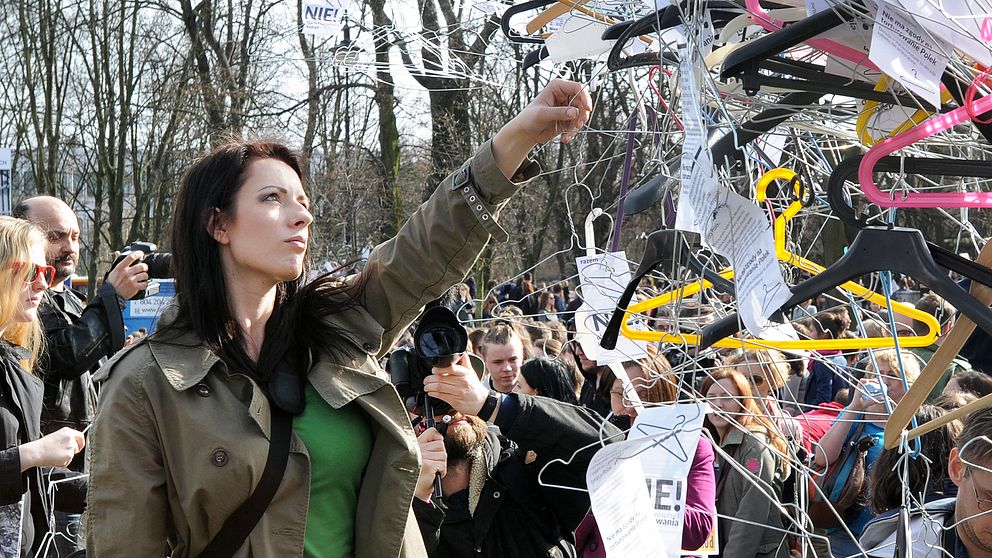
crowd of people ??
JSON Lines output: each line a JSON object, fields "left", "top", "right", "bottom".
{"left": 0, "top": 77, "right": 990, "bottom": 558}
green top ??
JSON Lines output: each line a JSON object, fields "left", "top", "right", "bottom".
{"left": 293, "top": 382, "right": 374, "bottom": 557}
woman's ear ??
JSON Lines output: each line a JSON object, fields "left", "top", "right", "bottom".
{"left": 207, "top": 208, "right": 229, "bottom": 245}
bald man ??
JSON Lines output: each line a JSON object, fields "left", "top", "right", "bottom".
{"left": 14, "top": 196, "right": 147, "bottom": 438}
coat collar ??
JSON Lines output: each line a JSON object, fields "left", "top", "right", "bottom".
{"left": 143, "top": 306, "right": 224, "bottom": 391}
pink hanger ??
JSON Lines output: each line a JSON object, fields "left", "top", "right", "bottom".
{"left": 744, "top": 0, "right": 880, "bottom": 73}
{"left": 858, "top": 89, "right": 992, "bottom": 208}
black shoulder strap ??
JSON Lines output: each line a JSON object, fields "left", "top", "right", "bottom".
{"left": 198, "top": 407, "right": 293, "bottom": 557}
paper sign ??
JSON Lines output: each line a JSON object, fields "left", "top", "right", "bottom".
{"left": 628, "top": 404, "right": 706, "bottom": 543}
{"left": 894, "top": 0, "right": 992, "bottom": 67}
{"left": 546, "top": 17, "right": 614, "bottom": 62}
{"left": 587, "top": 438, "right": 670, "bottom": 558}
{"left": 302, "top": 0, "right": 347, "bottom": 39}
{"left": 869, "top": 3, "right": 950, "bottom": 108}
{"left": 674, "top": 46, "right": 793, "bottom": 335}
{"left": 0, "top": 149, "right": 10, "bottom": 171}
{"left": 675, "top": 48, "right": 719, "bottom": 236}
{"left": 575, "top": 252, "right": 648, "bottom": 364}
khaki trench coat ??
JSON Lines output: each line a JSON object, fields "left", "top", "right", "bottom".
{"left": 85, "top": 141, "right": 538, "bottom": 557}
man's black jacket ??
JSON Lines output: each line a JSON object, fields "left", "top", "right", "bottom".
{"left": 37, "top": 284, "right": 124, "bottom": 436}
{"left": 414, "top": 394, "right": 621, "bottom": 558}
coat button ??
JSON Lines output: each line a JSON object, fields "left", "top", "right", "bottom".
{"left": 211, "top": 449, "right": 229, "bottom": 467}
{"left": 195, "top": 383, "right": 211, "bottom": 397}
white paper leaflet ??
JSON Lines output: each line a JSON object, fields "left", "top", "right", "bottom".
{"left": 675, "top": 45, "right": 793, "bottom": 335}
{"left": 869, "top": 2, "right": 950, "bottom": 108}
{"left": 575, "top": 252, "right": 648, "bottom": 364}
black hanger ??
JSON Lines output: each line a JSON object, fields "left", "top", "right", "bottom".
{"left": 719, "top": 2, "right": 934, "bottom": 107}
{"left": 522, "top": 45, "right": 549, "bottom": 69}
{"left": 696, "top": 225, "right": 992, "bottom": 349}
{"left": 501, "top": 0, "right": 555, "bottom": 44}
{"left": 826, "top": 154, "right": 992, "bottom": 289}
{"left": 600, "top": 230, "right": 731, "bottom": 350}
{"left": 602, "top": 4, "right": 740, "bottom": 71}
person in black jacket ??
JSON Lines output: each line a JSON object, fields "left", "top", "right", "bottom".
{"left": 0, "top": 216, "right": 85, "bottom": 557}
{"left": 14, "top": 197, "right": 146, "bottom": 556}
{"left": 13, "top": 197, "right": 148, "bottom": 440}
{"left": 414, "top": 352, "right": 620, "bottom": 558}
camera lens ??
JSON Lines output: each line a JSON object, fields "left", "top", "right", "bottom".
{"left": 417, "top": 325, "right": 462, "bottom": 359}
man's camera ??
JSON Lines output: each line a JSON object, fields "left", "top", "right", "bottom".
{"left": 388, "top": 306, "right": 468, "bottom": 417}
{"left": 109, "top": 241, "right": 173, "bottom": 300}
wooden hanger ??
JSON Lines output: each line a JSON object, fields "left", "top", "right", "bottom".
{"left": 525, "top": 0, "right": 587, "bottom": 34}
{"left": 884, "top": 240, "right": 992, "bottom": 449}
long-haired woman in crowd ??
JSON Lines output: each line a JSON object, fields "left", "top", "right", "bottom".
{"left": 575, "top": 345, "right": 716, "bottom": 556}
{"left": 85, "top": 80, "right": 592, "bottom": 556}
{"left": 703, "top": 367, "right": 791, "bottom": 558}
{"left": 571, "top": 341, "right": 614, "bottom": 418}
{"left": 515, "top": 357, "right": 579, "bottom": 405}
{"left": 0, "top": 217, "right": 85, "bottom": 556}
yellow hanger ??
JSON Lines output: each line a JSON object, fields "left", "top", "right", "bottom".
{"left": 856, "top": 75, "right": 953, "bottom": 147}
{"left": 884, "top": 240, "right": 992, "bottom": 449}
{"left": 616, "top": 168, "right": 941, "bottom": 350}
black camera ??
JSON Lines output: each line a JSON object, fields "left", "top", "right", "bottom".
{"left": 109, "top": 241, "right": 173, "bottom": 300}
{"left": 388, "top": 306, "right": 468, "bottom": 416}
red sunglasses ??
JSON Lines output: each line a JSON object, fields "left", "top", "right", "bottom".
{"left": 13, "top": 262, "right": 56, "bottom": 285}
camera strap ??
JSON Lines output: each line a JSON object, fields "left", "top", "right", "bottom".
{"left": 98, "top": 283, "right": 126, "bottom": 352}
{"left": 197, "top": 405, "right": 293, "bottom": 557}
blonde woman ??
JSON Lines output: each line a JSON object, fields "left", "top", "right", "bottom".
{"left": 0, "top": 217, "right": 85, "bottom": 556}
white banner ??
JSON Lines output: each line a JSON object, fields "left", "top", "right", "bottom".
{"left": 302, "top": 0, "right": 347, "bottom": 39}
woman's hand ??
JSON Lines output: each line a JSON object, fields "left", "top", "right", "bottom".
{"left": 415, "top": 427, "right": 447, "bottom": 502}
{"left": 424, "top": 352, "right": 490, "bottom": 417}
{"left": 20, "top": 427, "right": 85, "bottom": 471}
{"left": 492, "top": 79, "right": 593, "bottom": 179}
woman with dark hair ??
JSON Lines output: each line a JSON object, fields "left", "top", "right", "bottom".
{"left": 575, "top": 345, "right": 716, "bottom": 557}
{"left": 515, "top": 357, "right": 578, "bottom": 405}
{"left": 571, "top": 342, "right": 614, "bottom": 418}
{"left": 85, "top": 80, "right": 592, "bottom": 556}
{"left": 867, "top": 404, "right": 960, "bottom": 515}
{"left": 942, "top": 369, "right": 992, "bottom": 398}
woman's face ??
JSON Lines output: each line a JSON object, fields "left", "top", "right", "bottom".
{"left": 514, "top": 374, "right": 538, "bottom": 396}
{"left": 573, "top": 343, "right": 595, "bottom": 372}
{"left": 15, "top": 243, "right": 51, "bottom": 323}
{"left": 736, "top": 361, "right": 772, "bottom": 398}
{"left": 214, "top": 158, "right": 313, "bottom": 289}
{"left": 705, "top": 377, "right": 742, "bottom": 432}
{"left": 610, "top": 363, "right": 648, "bottom": 419}
{"left": 877, "top": 362, "right": 909, "bottom": 403}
